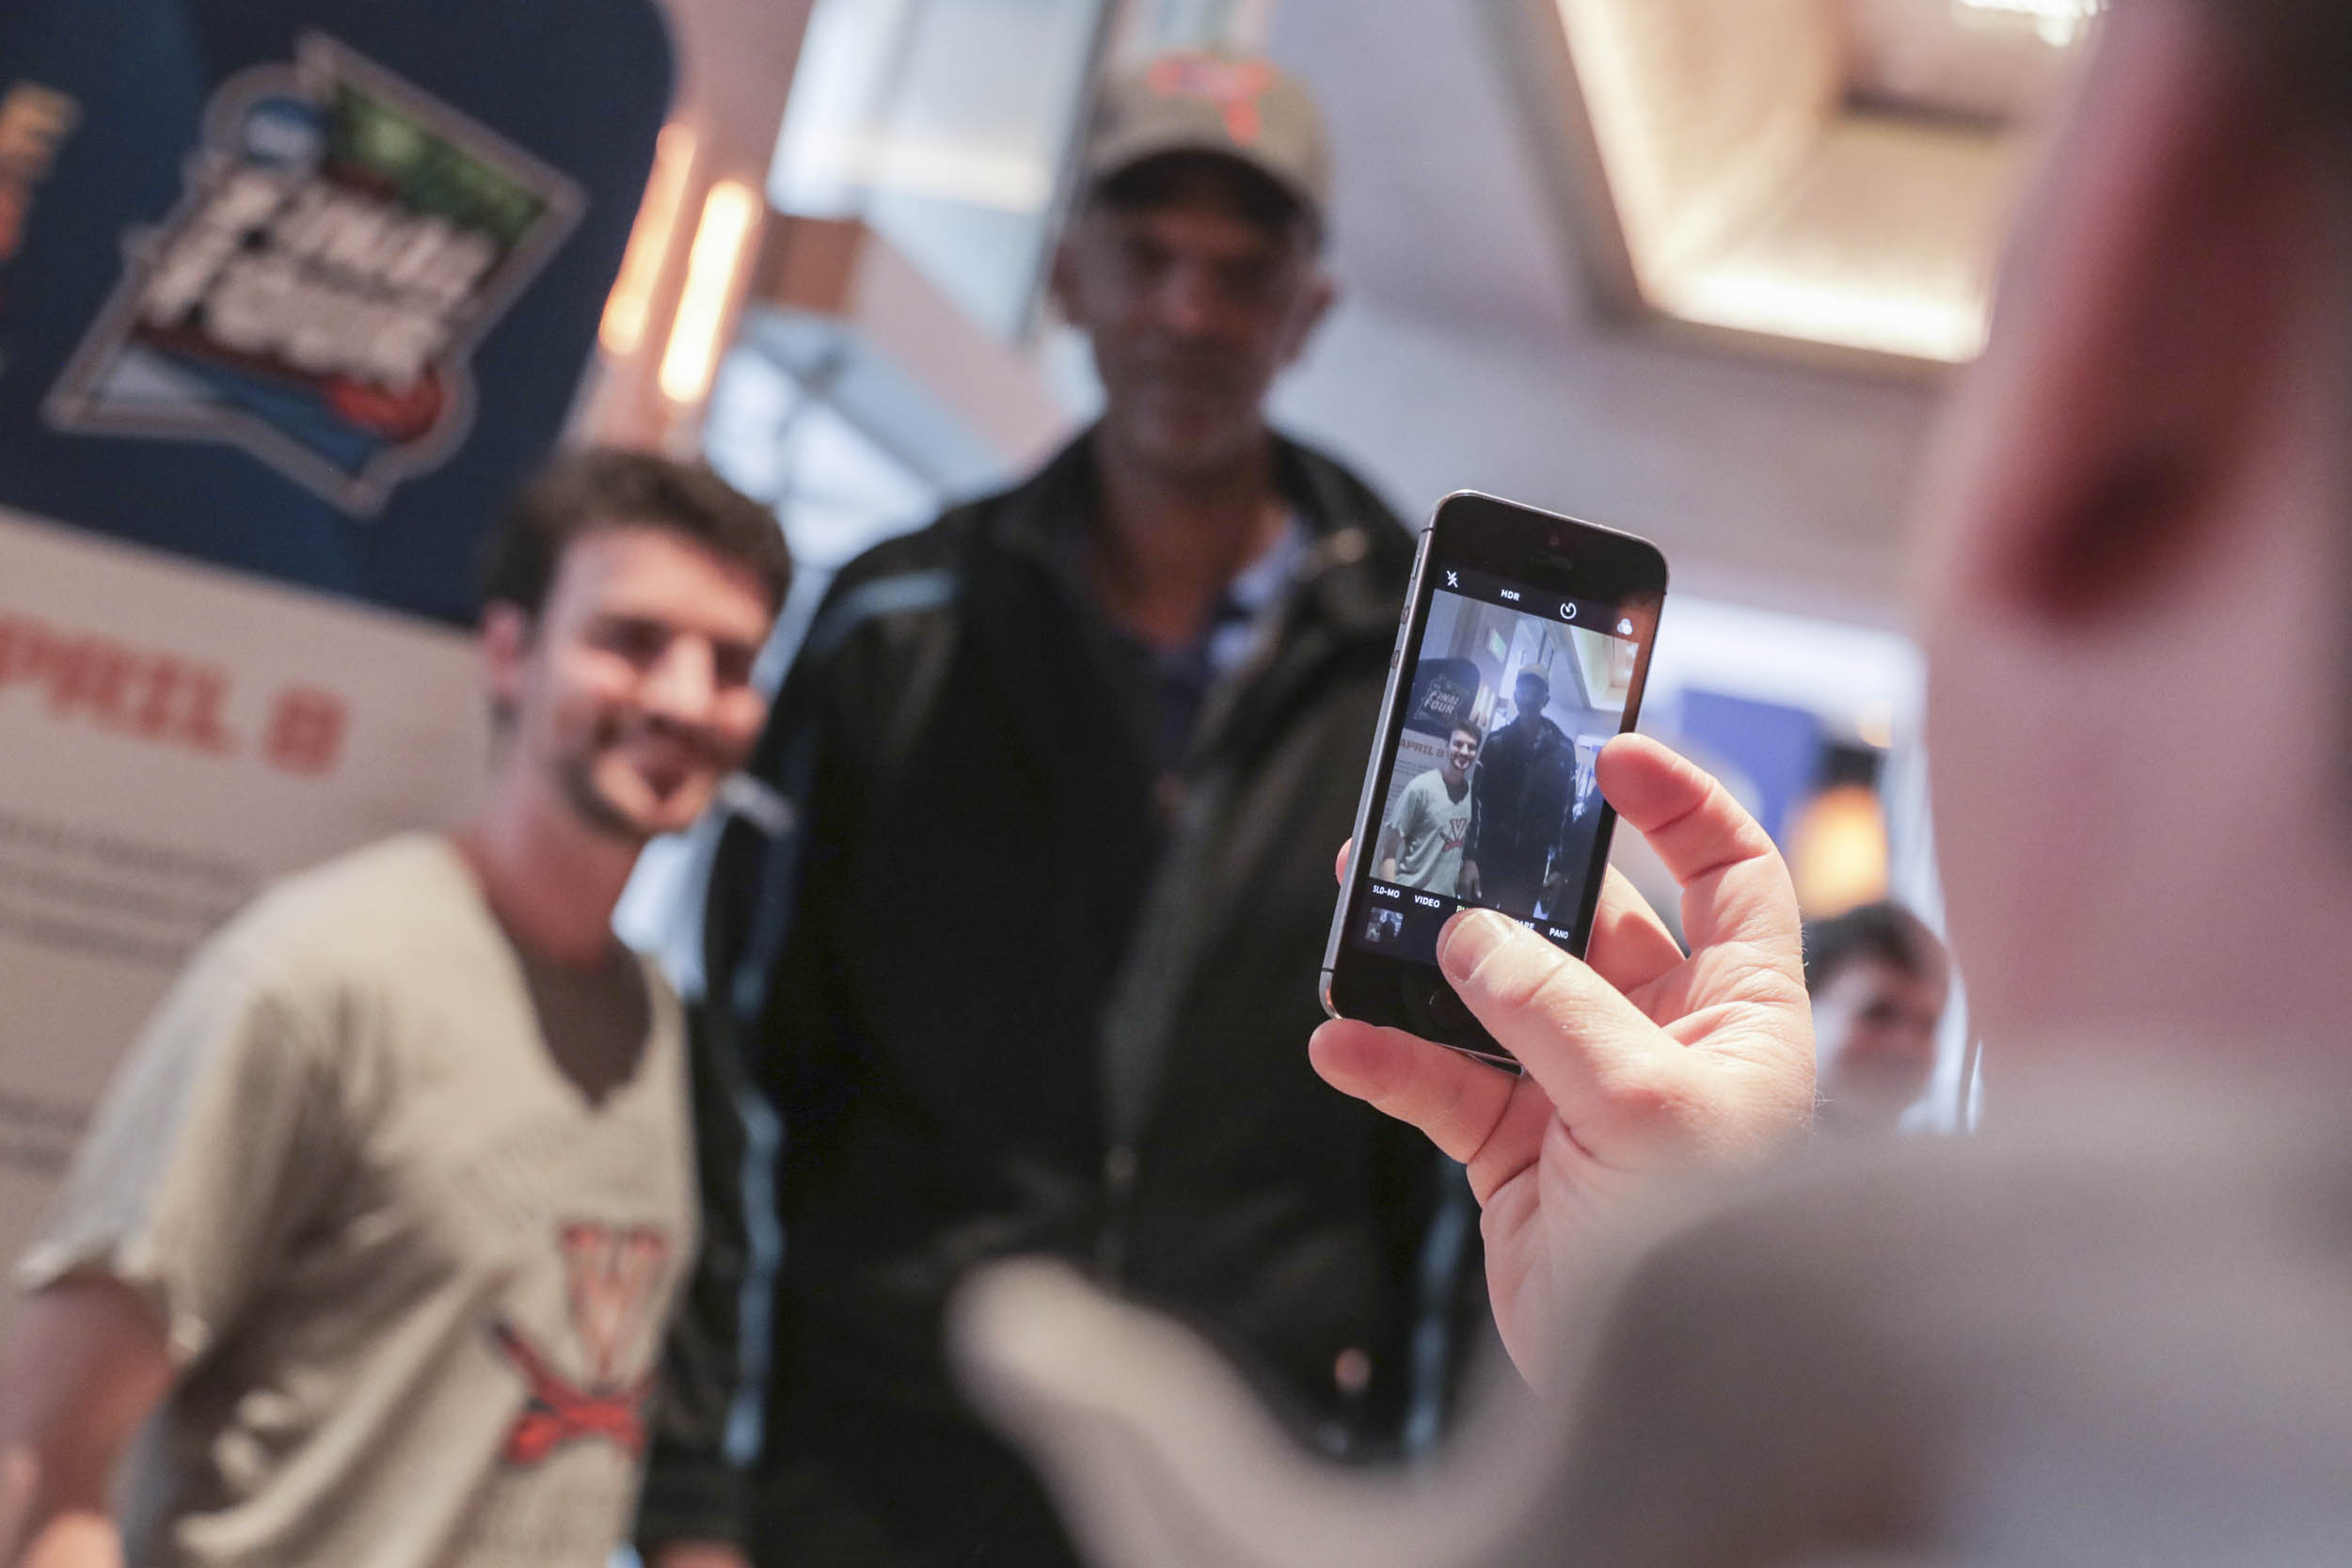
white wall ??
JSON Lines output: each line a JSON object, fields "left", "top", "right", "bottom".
{"left": 1271, "top": 296, "right": 1946, "bottom": 627}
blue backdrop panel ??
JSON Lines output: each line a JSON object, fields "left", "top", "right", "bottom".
{"left": 0, "top": 0, "right": 673, "bottom": 626}
{"left": 1677, "top": 689, "right": 1821, "bottom": 850}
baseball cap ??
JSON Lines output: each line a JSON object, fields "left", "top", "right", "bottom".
{"left": 1082, "top": 51, "right": 1332, "bottom": 235}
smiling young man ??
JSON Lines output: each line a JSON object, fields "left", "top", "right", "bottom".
{"left": 0, "top": 449, "right": 787, "bottom": 1568}
{"left": 1377, "top": 723, "right": 1482, "bottom": 895}
{"left": 644, "top": 49, "right": 1477, "bottom": 1568}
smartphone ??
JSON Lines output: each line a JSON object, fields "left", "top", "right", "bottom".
{"left": 1321, "top": 492, "right": 1666, "bottom": 1064}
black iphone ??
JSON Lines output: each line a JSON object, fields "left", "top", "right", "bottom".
{"left": 1321, "top": 491, "right": 1667, "bottom": 1064}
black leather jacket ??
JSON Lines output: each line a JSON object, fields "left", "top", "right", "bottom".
{"left": 637, "top": 432, "right": 1479, "bottom": 1565}
{"left": 1466, "top": 712, "right": 1580, "bottom": 895}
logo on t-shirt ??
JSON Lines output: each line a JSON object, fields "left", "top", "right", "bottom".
{"left": 490, "top": 1221, "right": 671, "bottom": 1465}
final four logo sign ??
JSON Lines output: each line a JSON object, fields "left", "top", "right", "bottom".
{"left": 45, "top": 33, "right": 583, "bottom": 515}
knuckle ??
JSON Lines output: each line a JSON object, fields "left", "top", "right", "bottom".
{"left": 1595, "top": 1059, "right": 1687, "bottom": 1133}
{"left": 1417, "top": 1069, "right": 1482, "bottom": 1146}
{"left": 1465, "top": 935, "right": 1576, "bottom": 1017}
{"left": 1463, "top": 1081, "right": 1538, "bottom": 1195}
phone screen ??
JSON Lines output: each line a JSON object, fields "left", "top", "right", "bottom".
{"left": 1345, "top": 562, "right": 1646, "bottom": 968}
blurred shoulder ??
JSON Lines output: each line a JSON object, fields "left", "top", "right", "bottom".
{"left": 1540, "top": 1084, "right": 2352, "bottom": 1565}
{"left": 204, "top": 832, "right": 485, "bottom": 987}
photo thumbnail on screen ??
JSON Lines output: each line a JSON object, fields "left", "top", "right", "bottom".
{"left": 1358, "top": 578, "right": 1639, "bottom": 954}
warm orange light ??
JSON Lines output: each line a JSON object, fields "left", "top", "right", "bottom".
{"left": 1788, "top": 783, "right": 1890, "bottom": 916}
{"left": 659, "top": 180, "right": 760, "bottom": 405}
{"left": 600, "top": 124, "right": 698, "bottom": 358}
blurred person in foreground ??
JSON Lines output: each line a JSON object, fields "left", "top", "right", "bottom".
{"left": 640, "top": 48, "right": 1482, "bottom": 1568}
{"left": 0, "top": 451, "right": 788, "bottom": 1568}
{"left": 1804, "top": 900, "right": 1951, "bottom": 1136}
{"left": 952, "top": 0, "right": 2352, "bottom": 1562}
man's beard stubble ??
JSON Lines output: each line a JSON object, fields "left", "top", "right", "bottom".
{"left": 556, "top": 750, "right": 647, "bottom": 843}
{"left": 553, "top": 710, "right": 700, "bottom": 845}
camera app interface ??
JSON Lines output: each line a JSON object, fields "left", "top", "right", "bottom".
{"left": 1350, "top": 565, "right": 1642, "bottom": 966}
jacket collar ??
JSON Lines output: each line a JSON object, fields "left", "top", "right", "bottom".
{"left": 987, "top": 426, "right": 1410, "bottom": 645}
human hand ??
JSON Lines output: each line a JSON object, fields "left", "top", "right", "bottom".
{"left": 1311, "top": 733, "right": 1814, "bottom": 1385}
{"left": 1457, "top": 861, "right": 1482, "bottom": 901}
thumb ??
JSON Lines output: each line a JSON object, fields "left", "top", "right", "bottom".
{"left": 1438, "top": 910, "right": 1692, "bottom": 1168}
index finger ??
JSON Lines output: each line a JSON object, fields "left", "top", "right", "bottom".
{"left": 1309, "top": 1018, "right": 1558, "bottom": 1202}
{"left": 1597, "top": 735, "right": 1801, "bottom": 969}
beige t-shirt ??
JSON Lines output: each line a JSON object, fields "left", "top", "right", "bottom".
{"left": 19, "top": 834, "right": 697, "bottom": 1568}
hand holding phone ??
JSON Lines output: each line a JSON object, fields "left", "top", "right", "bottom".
{"left": 1311, "top": 733, "right": 1818, "bottom": 1385}
{"left": 1321, "top": 491, "right": 1667, "bottom": 1063}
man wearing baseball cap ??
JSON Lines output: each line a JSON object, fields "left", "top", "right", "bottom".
{"left": 639, "top": 48, "right": 1476, "bottom": 1568}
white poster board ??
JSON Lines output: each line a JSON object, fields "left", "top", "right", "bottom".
{"left": 0, "top": 506, "right": 485, "bottom": 1321}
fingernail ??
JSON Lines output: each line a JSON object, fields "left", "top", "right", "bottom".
{"left": 1438, "top": 909, "right": 1518, "bottom": 983}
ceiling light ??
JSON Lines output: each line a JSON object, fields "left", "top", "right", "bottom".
{"left": 1664, "top": 260, "right": 1991, "bottom": 365}
{"left": 599, "top": 123, "right": 697, "bottom": 358}
{"left": 660, "top": 181, "right": 761, "bottom": 406}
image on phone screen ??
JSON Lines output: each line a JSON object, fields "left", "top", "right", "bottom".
{"left": 1346, "top": 565, "right": 1643, "bottom": 969}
